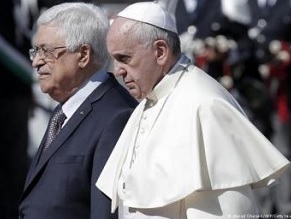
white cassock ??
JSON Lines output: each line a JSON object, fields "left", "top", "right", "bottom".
{"left": 97, "top": 55, "right": 290, "bottom": 218}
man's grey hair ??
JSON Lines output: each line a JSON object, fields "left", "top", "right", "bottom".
{"left": 127, "top": 21, "right": 181, "bottom": 56}
{"left": 37, "top": 2, "right": 109, "bottom": 67}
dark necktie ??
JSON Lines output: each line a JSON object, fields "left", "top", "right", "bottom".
{"left": 43, "top": 108, "right": 66, "bottom": 151}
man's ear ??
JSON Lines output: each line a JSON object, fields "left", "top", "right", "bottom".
{"left": 154, "top": 40, "right": 168, "bottom": 65}
{"left": 78, "top": 44, "right": 91, "bottom": 68}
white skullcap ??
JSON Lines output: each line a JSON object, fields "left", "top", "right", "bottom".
{"left": 117, "top": 1, "right": 177, "bottom": 34}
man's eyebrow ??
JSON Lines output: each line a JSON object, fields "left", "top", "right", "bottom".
{"left": 33, "top": 43, "right": 49, "bottom": 48}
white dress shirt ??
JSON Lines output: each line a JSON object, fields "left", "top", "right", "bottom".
{"left": 61, "top": 69, "right": 108, "bottom": 125}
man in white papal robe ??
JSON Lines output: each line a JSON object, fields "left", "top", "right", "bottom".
{"left": 97, "top": 2, "right": 290, "bottom": 218}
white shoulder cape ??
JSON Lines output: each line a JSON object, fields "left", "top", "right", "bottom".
{"left": 96, "top": 65, "right": 290, "bottom": 213}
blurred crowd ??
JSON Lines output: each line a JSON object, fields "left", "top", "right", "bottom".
{"left": 0, "top": 0, "right": 291, "bottom": 218}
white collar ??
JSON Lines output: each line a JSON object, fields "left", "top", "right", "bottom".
{"left": 62, "top": 69, "right": 108, "bottom": 122}
{"left": 146, "top": 55, "right": 191, "bottom": 104}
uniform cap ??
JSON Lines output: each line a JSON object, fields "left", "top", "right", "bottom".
{"left": 117, "top": 1, "right": 177, "bottom": 34}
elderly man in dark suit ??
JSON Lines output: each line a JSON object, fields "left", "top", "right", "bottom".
{"left": 18, "top": 3, "right": 137, "bottom": 219}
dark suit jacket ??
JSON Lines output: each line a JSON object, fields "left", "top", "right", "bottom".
{"left": 19, "top": 73, "right": 138, "bottom": 219}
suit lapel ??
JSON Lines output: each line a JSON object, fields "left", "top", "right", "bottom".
{"left": 22, "top": 73, "right": 117, "bottom": 196}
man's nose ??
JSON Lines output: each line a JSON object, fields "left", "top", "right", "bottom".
{"left": 114, "top": 63, "right": 126, "bottom": 77}
{"left": 31, "top": 54, "right": 45, "bottom": 68}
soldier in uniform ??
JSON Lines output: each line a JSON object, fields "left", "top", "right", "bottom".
{"left": 248, "top": 0, "right": 291, "bottom": 214}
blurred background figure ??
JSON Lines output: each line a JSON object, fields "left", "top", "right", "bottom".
{"left": 0, "top": 1, "right": 33, "bottom": 218}
{"left": 247, "top": 0, "right": 291, "bottom": 215}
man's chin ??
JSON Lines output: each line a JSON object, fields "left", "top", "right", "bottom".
{"left": 129, "top": 90, "right": 141, "bottom": 100}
